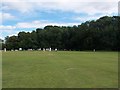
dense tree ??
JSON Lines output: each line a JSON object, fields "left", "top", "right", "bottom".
{"left": 4, "top": 16, "right": 119, "bottom": 51}
{"left": 5, "top": 36, "right": 19, "bottom": 50}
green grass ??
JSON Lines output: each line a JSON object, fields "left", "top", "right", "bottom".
{"left": 2, "top": 51, "right": 118, "bottom": 88}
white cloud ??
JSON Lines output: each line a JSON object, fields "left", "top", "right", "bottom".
{"left": 0, "top": 25, "right": 17, "bottom": 39}
{"left": 2, "top": 0, "right": 119, "bottom": 2}
{"left": 2, "top": 0, "right": 118, "bottom": 15}
{"left": 0, "top": 25, "right": 16, "bottom": 36}
{"left": 0, "top": 20, "right": 81, "bottom": 39}
{"left": 73, "top": 13, "right": 114, "bottom": 22}
{"left": 0, "top": 12, "right": 15, "bottom": 21}
{"left": 39, "top": 2, "right": 117, "bottom": 16}
{"left": 2, "top": 0, "right": 34, "bottom": 13}
{"left": 15, "top": 21, "right": 78, "bottom": 29}
{"left": 0, "top": 25, "right": 16, "bottom": 31}
{"left": 15, "top": 20, "right": 81, "bottom": 29}
{"left": 74, "top": 16, "right": 99, "bottom": 22}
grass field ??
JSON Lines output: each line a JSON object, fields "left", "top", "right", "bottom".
{"left": 2, "top": 51, "right": 118, "bottom": 88}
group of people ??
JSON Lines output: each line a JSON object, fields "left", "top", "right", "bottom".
{"left": 3, "top": 48, "right": 58, "bottom": 52}
{"left": 41, "top": 48, "right": 57, "bottom": 52}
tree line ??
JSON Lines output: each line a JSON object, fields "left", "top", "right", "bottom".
{"left": 2, "top": 16, "right": 120, "bottom": 51}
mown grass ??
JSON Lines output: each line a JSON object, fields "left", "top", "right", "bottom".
{"left": 2, "top": 51, "right": 118, "bottom": 88}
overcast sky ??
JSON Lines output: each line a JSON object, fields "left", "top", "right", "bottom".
{"left": 0, "top": 0, "right": 119, "bottom": 39}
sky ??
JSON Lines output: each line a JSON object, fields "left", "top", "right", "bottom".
{"left": 0, "top": 0, "right": 119, "bottom": 39}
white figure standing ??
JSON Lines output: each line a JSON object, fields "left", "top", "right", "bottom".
{"left": 43, "top": 48, "right": 45, "bottom": 51}
{"left": 55, "top": 48, "right": 57, "bottom": 52}
{"left": 49, "top": 48, "right": 51, "bottom": 51}
{"left": 19, "top": 48, "right": 22, "bottom": 51}
{"left": 4, "top": 48, "right": 6, "bottom": 52}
